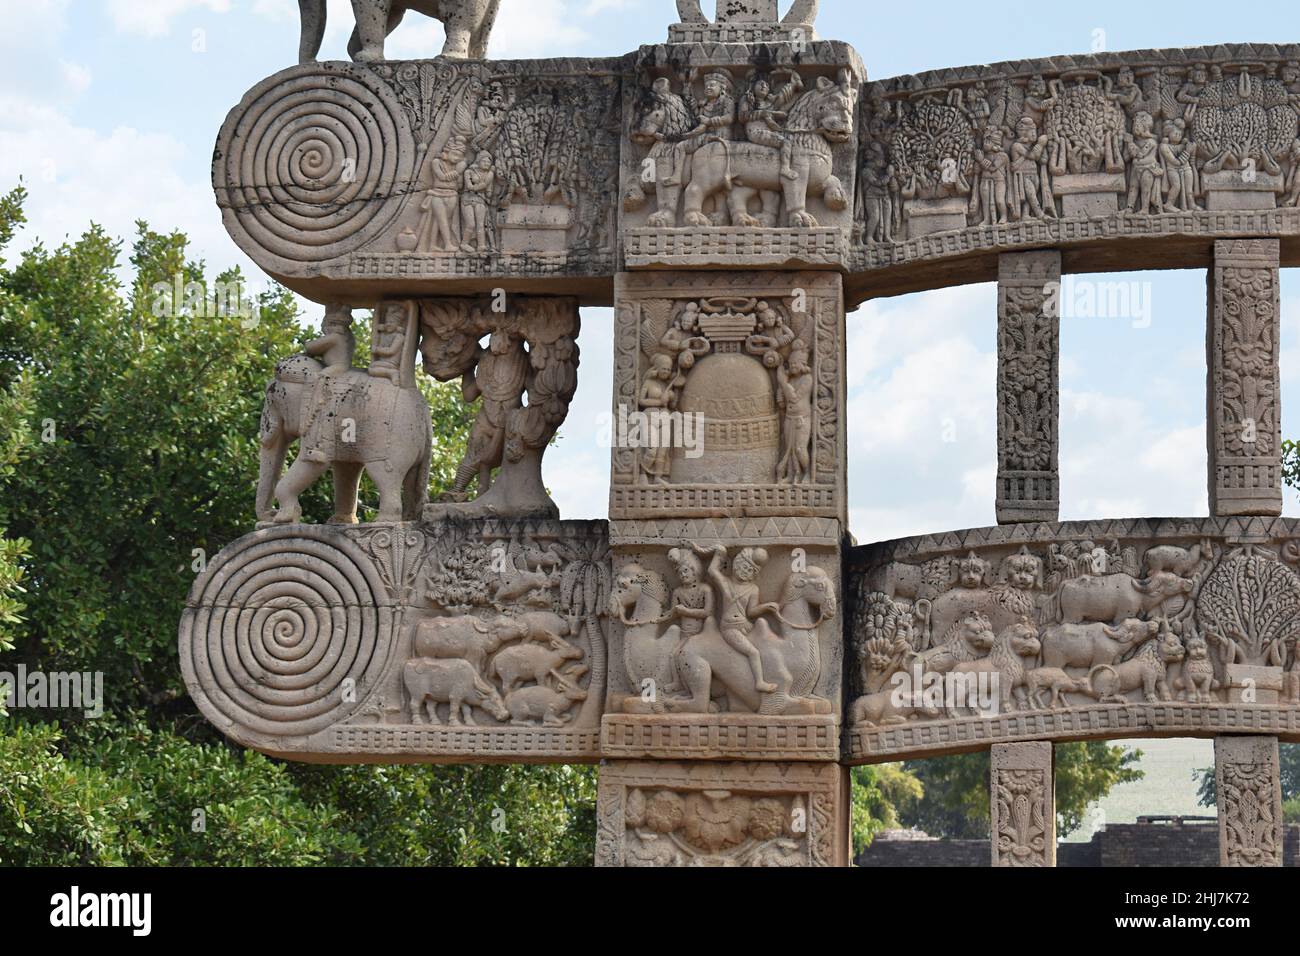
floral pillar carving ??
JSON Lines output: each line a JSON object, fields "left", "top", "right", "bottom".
{"left": 1215, "top": 735, "right": 1283, "bottom": 867}
{"left": 997, "top": 251, "right": 1060, "bottom": 524}
{"left": 1208, "top": 240, "right": 1282, "bottom": 517}
{"left": 991, "top": 742, "right": 1055, "bottom": 866}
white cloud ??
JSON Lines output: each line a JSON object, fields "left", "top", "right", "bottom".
{"left": 59, "top": 60, "right": 92, "bottom": 95}
{"left": 105, "top": 0, "right": 231, "bottom": 38}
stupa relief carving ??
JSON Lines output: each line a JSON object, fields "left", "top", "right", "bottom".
{"left": 611, "top": 272, "right": 843, "bottom": 520}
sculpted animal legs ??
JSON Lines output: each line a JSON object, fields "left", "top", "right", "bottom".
{"left": 348, "top": 0, "right": 404, "bottom": 63}
{"left": 256, "top": 418, "right": 290, "bottom": 522}
{"left": 330, "top": 461, "right": 363, "bottom": 524}
{"left": 272, "top": 455, "right": 330, "bottom": 523}
{"left": 297, "top": 0, "right": 327, "bottom": 62}
{"left": 368, "top": 462, "right": 406, "bottom": 522}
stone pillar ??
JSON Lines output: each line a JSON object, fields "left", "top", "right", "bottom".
{"left": 996, "top": 251, "right": 1061, "bottom": 524}
{"left": 1215, "top": 735, "right": 1283, "bottom": 867}
{"left": 991, "top": 742, "right": 1055, "bottom": 866}
{"left": 1207, "top": 239, "right": 1282, "bottom": 516}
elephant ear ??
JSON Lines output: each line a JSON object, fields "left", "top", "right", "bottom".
{"left": 783, "top": 0, "right": 819, "bottom": 25}
{"left": 676, "top": 1, "right": 706, "bottom": 22}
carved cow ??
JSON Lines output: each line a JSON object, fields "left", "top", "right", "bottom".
{"left": 490, "top": 639, "right": 585, "bottom": 693}
{"left": 404, "top": 658, "right": 510, "bottom": 725}
{"left": 1057, "top": 572, "right": 1192, "bottom": 625}
{"left": 1040, "top": 618, "right": 1160, "bottom": 670}
{"left": 412, "top": 614, "right": 527, "bottom": 675}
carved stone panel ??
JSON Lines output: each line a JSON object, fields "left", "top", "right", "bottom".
{"left": 1209, "top": 239, "right": 1282, "bottom": 517}
{"left": 603, "top": 518, "right": 842, "bottom": 760}
{"left": 1215, "top": 735, "right": 1283, "bottom": 866}
{"left": 997, "top": 251, "right": 1060, "bottom": 523}
{"left": 179, "top": 519, "right": 610, "bottom": 763}
{"left": 595, "top": 760, "right": 848, "bottom": 867}
{"left": 621, "top": 43, "right": 863, "bottom": 269}
{"left": 610, "top": 271, "right": 844, "bottom": 521}
{"left": 845, "top": 517, "right": 1300, "bottom": 762}
{"left": 991, "top": 742, "right": 1055, "bottom": 867}
{"left": 214, "top": 58, "right": 623, "bottom": 300}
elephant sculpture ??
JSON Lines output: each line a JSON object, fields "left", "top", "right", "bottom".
{"left": 256, "top": 308, "right": 432, "bottom": 524}
{"left": 297, "top": 0, "right": 502, "bottom": 63}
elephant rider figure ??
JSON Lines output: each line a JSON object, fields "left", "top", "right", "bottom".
{"left": 696, "top": 543, "right": 780, "bottom": 694}
{"left": 740, "top": 70, "right": 804, "bottom": 181}
{"left": 665, "top": 69, "right": 736, "bottom": 188}
{"left": 301, "top": 305, "right": 356, "bottom": 464}
{"left": 666, "top": 547, "right": 714, "bottom": 692}
{"left": 446, "top": 327, "right": 528, "bottom": 500}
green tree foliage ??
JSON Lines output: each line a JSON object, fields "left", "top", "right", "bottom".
{"left": 893, "top": 743, "right": 1143, "bottom": 839}
{"left": 0, "top": 185, "right": 595, "bottom": 865}
{"left": 850, "top": 763, "right": 923, "bottom": 855}
{"left": 1195, "top": 743, "right": 1300, "bottom": 822}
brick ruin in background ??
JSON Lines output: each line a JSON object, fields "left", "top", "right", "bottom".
{"left": 182, "top": 0, "right": 1300, "bottom": 866}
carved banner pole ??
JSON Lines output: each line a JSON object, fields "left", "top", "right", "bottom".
{"left": 1208, "top": 239, "right": 1282, "bottom": 517}
{"left": 991, "top": 742, "right": 1055, "bottom": 867}
{"left": 996, "top": 251, "right": 1061, "bottom": 524}
{"left": 1215, "top": 735, "right": 1283, "bottom": 866}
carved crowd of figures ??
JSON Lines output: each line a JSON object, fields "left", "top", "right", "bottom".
{"left": 626, "top": 64, "right": 857, "bottom": 229}
{"left": 859, "top": 60, "right": 1300, "bottom": 241}
{"left": 375, "top": 62, "right": 620, "bottom": 258}
{"left": 850, "top": 537, "right": 1300, "bottom": 726}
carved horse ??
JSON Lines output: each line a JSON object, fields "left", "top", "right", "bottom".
{"left": 610, "top": 564, "right": 837, "bottom": 717}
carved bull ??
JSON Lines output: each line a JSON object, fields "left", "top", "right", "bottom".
{"left": 412, "top": 614, "right": 527, "bottom": 675}
{"left": 1040, "top": 618, "right": 1161, "bottom": 671}
{"left": 404, "top": 658, "right": 510, "bottom": 725}
{"left": 1057, "top": 572, "right": 1192, "bottom": 625}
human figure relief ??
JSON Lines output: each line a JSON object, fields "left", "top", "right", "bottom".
{"left": 300, "top": 305, "right": 357, "bottom": 464}
{"left": 740, "top": 70, "right": 804, "bottom": 181}
{"left": 973, "top": 127, "right": 1010, "bottom": 225}
{"left": 776, "top": 341, "right": 814, "bottom": 485}
{"left": 368, "top": 302, "right": 404, "bottom": 386}
{"left": 1160, "top": 119, "right": 1201, "bottom": 211}
{"left": 460, "top": 150, "right": 496, "bottom": 253}
{"left": 697, "top": 543, "right": 780, "bottom": 693}
{"left": 667, "top": 548, "right": 714, "bottom": 685}
{"left": 1009, "top": 117, "right": 1054, "bottom": 220}
{"left": 637, "top": 353, "right": 680, "bottom": 485}
{"left": 447, "top": 328, "right": 528, "bottom": 498}
{"left": 670, "top": 68, "right": 736, "bottom": 186}
{"left": 418, "top": 144, "right": 468, "bottom": 252}
{"left": 1124, "top": 111, "right": 1164, "bottom": 214}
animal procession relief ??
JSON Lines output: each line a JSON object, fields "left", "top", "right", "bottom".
{"left": 846, "top": 520, "right": 1300, "bottom": 759}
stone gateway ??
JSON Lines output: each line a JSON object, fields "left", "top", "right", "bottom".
{"left": 183, "top": 0, "right": 1300, "bottom": 866}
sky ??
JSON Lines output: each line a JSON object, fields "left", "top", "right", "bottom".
{"left": 3, "top": 0, "right": 1290, "bottom": 825}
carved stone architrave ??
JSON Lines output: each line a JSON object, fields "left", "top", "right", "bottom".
{"left": 1215, "top": 735, "right": 1283, "bottom": 867}
{"left": 845, "top": 516, "right": 1300, "bottom": 762}
{"left": 179, "top": 518, "right": 610, "bottom": 763}
{"left": 621, "top": 43, "right": 863, "bottom": 270}
{"left": 997, "top": 251, "right": 1060, "bottom": 524}
{"left": 1208, "top": 239, "right": 1282, "bottom": 517}
{"left": 595, "top": 760, "right": 848, "bottom": 867}
{"left": 991, "top": 742, "right": 1055, "bottom": 867}
{"left": 604, "top": 518, "right": 842, "bottom": 760}
{"left": 213, "top": 58, "right": 624, "bottom": 302}
{"left": 611, "top": 271, "right": 844, "bottom": 522}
